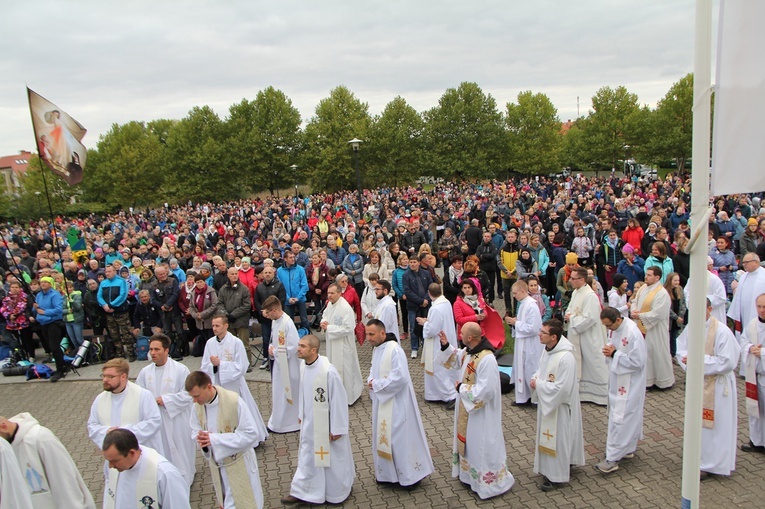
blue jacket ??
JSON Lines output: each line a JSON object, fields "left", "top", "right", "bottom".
{"left": 35, "top": 289, "right": 63, "bottom": 325}
{"left": 616, "top": 256, "right": 645, "bottom": 291}
{"left": 97, "top": 276, "right": 129, "bottom": 310}
{"left": 392, "top": 267, "right": 407, "bottom": 298}
{"left": 402, "top": 268, "right": 434, "bottom": 310}
{"left": 277, "top": 264, "right": 309, "bottom": 302}
{"left": 326, "top": 246, "right": 347, "bottom": 267}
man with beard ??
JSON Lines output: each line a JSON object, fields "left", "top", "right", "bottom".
{"left": 373, "top": 279, "right": 399, "bottom": 340}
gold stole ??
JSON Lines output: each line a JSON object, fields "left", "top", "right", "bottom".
{"left": 456, "top": 349, "right": 492, "bottom": 457}
{"left": 702, "top": 319, "right": 719, "bottom": 429}
{"left": 312, "top": 358, "right": 331, "bottom": 467}
{"left": 745, "top": 319, "right": 761, "bottom": 418}
{"left": 636, "top": 284, "right": 663, "bottom": 334}
{"left": 194, "top": 387, "right": 256, "bottom": 508}
{"left": 376, "top": 342, "right": 396, "bottom": 461}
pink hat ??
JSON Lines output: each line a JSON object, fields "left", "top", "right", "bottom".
{"left": 622, "top": 244, "right": 635, "bottom": 254}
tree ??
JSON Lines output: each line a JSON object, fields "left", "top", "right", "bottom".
{"left": 506, "top": 91, "right": 562, "bottom": 175}
{"left": 367, "top": 96, "right": 424, "bottom": 187}
{"left": 422, "top": 82, "right": 506, "bottom": 180}
{"left": 578, "top": 86, "right": 642, "bottom": 170}
{"left": 15, "top": 155, "right": 82, "bottom": 219}
{"left": 646, "top": 73, "right": 693, "bottom": 173}
{"left": 303, "top": 86, "right": 372, "bottom": 193}
{"left": 226, "top": 87, "right": 303, "bottom": 195}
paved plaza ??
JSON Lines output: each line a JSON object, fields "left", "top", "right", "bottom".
{"left": 1, "top": 336, "right": 762, "bottom": 508}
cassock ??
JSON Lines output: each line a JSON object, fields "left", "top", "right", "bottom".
{"left": 268, "top": 313, "right": 301, "bottom": 433}
{"left": 201, "top": 331, "right": 268, "bottom": 443}
{"left": 323, "top": 297, "right": 363, "bottom": 405}
{"left": 741, "top": 318, "right": 765, "bottom": 447}
{"left": 566, "top": 285, "right": 609, "bottom": 405}
{"left": 422, "top": 295, "right": 461, "bottom": 402}
{"left": 290, "top": 356, "right": 355, "bottom": 504}
{"left": 437, "top": 340, "right": 515, "bottom": 499}
{"left": 677, "top": 317, "right": 740, "bottom": 475}
{"left": 374, "top": 295, "right": 400, "bottom": 340}
{"left": 368, "top": 336, "right": 434, "bottom": 486}
{"left": 604, "top": 317, "right": 647, "bottom": 462}
{"left": 513, "top": 296, "right": 543, "bottom": 404}
{"left": 136, "top": 359, "right": 197, "bottom": 486}
{"left": 0, "top": 436, "right": 34, "bottom": 509}
{"left": 360, "top": 286, "right": 378, "bottom": 320}
{"left": 531, "top": 336, "right": 585, "bottom": 483}
{"left": 9, "top": 412, "right": 95, "bottom": 509}
{"left": 103, "top": 446, "right": 190, "bottom": 509}
{"left": 685, "top": 271, "right": 727, "bottom": 324}
{"left": 190, "top": 389, "right": 264, "bottom": 509}
{"left": 87, "top": 382, "right": 164, "bottom": 454}
{"left": 632, "top": 282, "right": 675, "bottom": 389}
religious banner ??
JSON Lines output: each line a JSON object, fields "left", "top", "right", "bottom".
{"left": 27, "top": 88, "right": 87, "bottom": 185}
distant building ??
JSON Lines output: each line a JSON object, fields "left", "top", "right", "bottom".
{"left": 560, "top": 119, "right": 575, "bottom": 135}
{"left": 0, "top": 150, "right": 32, "bottom": 194}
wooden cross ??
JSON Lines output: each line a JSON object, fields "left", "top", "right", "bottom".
{"left": 315, "top": 447, "right": 329, "bottom": 460}
{"left": 543, "top": 429, "right": 554, "bottom": 440}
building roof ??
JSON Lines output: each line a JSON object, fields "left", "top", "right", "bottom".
{"left": 0, "top": 150, "right": 32, "bottom": 175}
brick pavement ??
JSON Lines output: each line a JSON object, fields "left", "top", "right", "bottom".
{"left": 1, "top": 337, "right": 763, "bottom": 508}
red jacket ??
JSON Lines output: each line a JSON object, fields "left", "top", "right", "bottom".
{"left": 622, "top": 226, "right": 644, "bottom": 256}
{"left": 238, "top": 267, "right": 258, "bottom": 310}
{"left": 342, "top": 286, "right": 362, "bottom": 322}
{"left": 453, "top": 295, "right": 488, "bottom": 338}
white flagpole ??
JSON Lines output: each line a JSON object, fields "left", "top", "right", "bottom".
{"left": 681, "top": 0, "right": 712, "bottom": 507}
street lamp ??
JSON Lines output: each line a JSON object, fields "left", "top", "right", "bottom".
{"left": 34, "top": 191, "right": 42, "bottom": 218}
{"left": 348, "top": 138, "right": 363, "bottom": 217}
{"left": 290, "top": 164, "right": 298, "bottom": 200}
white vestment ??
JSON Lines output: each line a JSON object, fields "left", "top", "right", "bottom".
{"left": 728, "top": 267, "right": 765, "bottom": 328}
{"left": 368, "top": 339, "right": 434, "bottom": 485}
{"left": 677, "top": 318, "right": 740, "bottom": 475}
{"left": 87, "top": 382, "right": 164, "bottom": 453}
{"left": 374, "top": 295, "right": 400, "bottom": 340}
{"left": 360, "top": 285, "right": 378, "bottom": 320}
{"left": 741, "top": 319, "right": 765, "bottom": 447}
{"left": 136, "top": 359, "right": 196, "bottom": 486}
{"left": 437, "top": 342, "right": 515, "bottom": 499}
{"left": 422, "top": 296, "right": 461, "bottom": 402}
{"left": 512, "top": 296, "right": 543, "bottom": 404}
{"left": 201, "top": 332, "right": 268, "bottom": 444}
{"left": 604, "top": 318, "right": 647, "bottom": 462}
{"left": 566, "top": 285, "right": 609, "bottom": 404}
{"left": 268, "top": 313, "right": 301, "bottom": 433}
{"left": 685, "top": 271, "right": 727, "bottom": 324}
{"left": 632, "top": 282, "right": 675, "bottom": 388}
{"left": 323, "top": 297, "right": 363, "bottom": 405}
{"left": 290, "top": 356, "right": 355, "bottom": 504}
{"left": 531, "top": 336, "right": 586, "bottom": 483}
{"left": 102, "top": 446, "right": 190, "bottom": 509}
{"left": 190, "top": 394, "right": 264, "bottom": 509}
{"left": 8, "top": 412, "right": 95, "bottom": 509}
{"left": 0, "top": 436, "right": 34, "bottom": 509}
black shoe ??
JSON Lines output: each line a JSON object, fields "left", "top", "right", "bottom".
{"left": 281, "top": 495, "right": 302, "bottom": 505}
{"left": 246, "top": 366, "right": 253, "bottom": 373}
{"left": 540, "top": 477, "right": 559, "bottom": 491}
{"left": 171, "top": 355, "right": 183, "bottom": 361}
{"left": 128, "top": 354, "right": 137, "bottom": 362}
{"left": 741, "top": 441, "right": 765, "bottom": 453}
{"left": 50, "top": 371, "right": 63, "bottom": 383}
{"left": 445, "top": 399, "right": 456, "bottom": 411}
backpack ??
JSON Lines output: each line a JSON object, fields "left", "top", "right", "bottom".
{"left": 297, "top": 327, "right": 311, "bottom": 339}
{"left": 135, "top": 336, "right": 150, "bottom": 361}
{"left": 26, "top": 363, "right": 54, "bottom": 380}
{"left": 191, "top": 335, "right": 207, "bottom": 357}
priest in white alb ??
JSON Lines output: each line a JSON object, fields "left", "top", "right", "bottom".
{"left": 281, "top": 334, "right": 355, "bottom": 506}
{"left": 0, "top": 436, "right": 32, "bottom": 509}
{"left": 373, "top": 279, "right": 400, "bottom": 341}
{"left": 631, "top": 266, "right": 674, "bottom": 390}
{"left": 87, "top": 358, "right": 163, "bottom": 454}
{"left": 419, "top": 283, "right": 461, "bottom": 408}
{"left": 321, "top": 283, "right": 363, "bottom": 405}
{"left": 505, "top": 279, "right": 543, "bottom": 405}
{"left": 201, "top": 315, "right": 268, "bottom": 444}
{"left": 729, "top": 253, "right": 765, "bottom": 374}
{"left": 102, "top": 428, "right": 190, "bottom": 509}
{"left": 437, "top": 322, "right": 515, "bottom": 499}
{"left": 531, "top": 318, "right": 585, "bottom": 491}
{"left": 136, "top": 334, "right": 196, "bottom": 486}
{"left": 738, "top": 292, "right": 765, "bottom": 454}
{"left": 187, "top": 371, "right": 264, "bottom": 509}
{"left": 595, "top": 308, "right": 647, "bottom": 474}
{"left": 564, "top": 266, "right": 608, "bottom": 405}
{"left": 0, "top": 413, "right": 94, "bottom": 508}
{"left": 677, "top": 298, "right": 740, "bottom": 477}
{"left": 262, "top": 295, "right": 301, "bottom": 433}
{"left": 365, "top": 319, "right": 434, "bottom": 487}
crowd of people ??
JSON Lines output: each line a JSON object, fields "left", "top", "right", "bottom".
{"left": 2, "top": 171, "right": 765, "bottom": 505}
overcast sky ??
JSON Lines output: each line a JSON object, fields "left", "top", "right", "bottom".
{"left": 0, "top": 0, "right": 719, "bottom": 157}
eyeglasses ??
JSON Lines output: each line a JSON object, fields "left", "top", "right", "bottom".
{"left": 569, "top": 276, "right": 583, "bottom": 281}
{"left": 742, "top": 260, "right": 758, "bottom": 265}
{"left": 101, "top": 374, "right": 120, "bottom": 379}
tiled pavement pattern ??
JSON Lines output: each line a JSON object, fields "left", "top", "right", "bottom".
{"left": 1, "top": 340, "right": 763, "bottom": 507}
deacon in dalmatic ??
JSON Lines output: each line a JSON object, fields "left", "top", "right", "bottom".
{"left": 136, "top": 333, "right": 196, "bottom": 486}
{"left": 365, "top": 319, "right": 433, "bottom": 487}
{"left": 281, "top": 334, "right": 355, "bottom": 506}
{"left": 321, "top": 283, "right": 363, "bottom": 405}
{"left": 262, "top": 295, "right": 301, "bottom": 433}
{"left": 677, "top": 298, "right": 740, "bottom": 477}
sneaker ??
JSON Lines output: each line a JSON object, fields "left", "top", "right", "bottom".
{"left": 595, "top": 459, "right": 619, "bottom": 474}
{"left": 259, "top": 359, "right": 268, "bottom": 370}
{"left": 411, "top": 350, "right": 418, "bottom": 359}
{"left": 50, "top": 371, "right": 63, "bottom": 383}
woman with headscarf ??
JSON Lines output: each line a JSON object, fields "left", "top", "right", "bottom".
{"left": 189, "top": 274, "right": 218, "bottom": 346}
{"left": 443, "top": 255, "right": 464, "bottom": 305}
{"left": 452, "top": 279, "right": 488, "bottom": 339}
{"left": 515, "top": 247, "right": 538, "bottom": 281}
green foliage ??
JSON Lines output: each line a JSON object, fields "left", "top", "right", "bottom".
{"left": 506, "top": 91, "right": 562, "bottom": 175}
{"left": 422, "top": 82, "right": 507, "bottom": 181}
{"left": 303, "top": 86, "right": 373, "bottom": 193}
{"left": 13, "top": 156, "right": 82, "bottom": 219}
{"left": 367, "top": 96, "right": 425, "bottom": 187}
{"left": 645, "top": 73, "right": 693, "bottom": 173}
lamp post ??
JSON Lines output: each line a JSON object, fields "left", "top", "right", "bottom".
{"left": 34, "top": 191, "right": 42, "bottom": 218}
{"left": 348, "top": 138, "right": 363, "bottom": 217}
{"left": 290, "top": 164, "right": 298, "bottom": 201}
